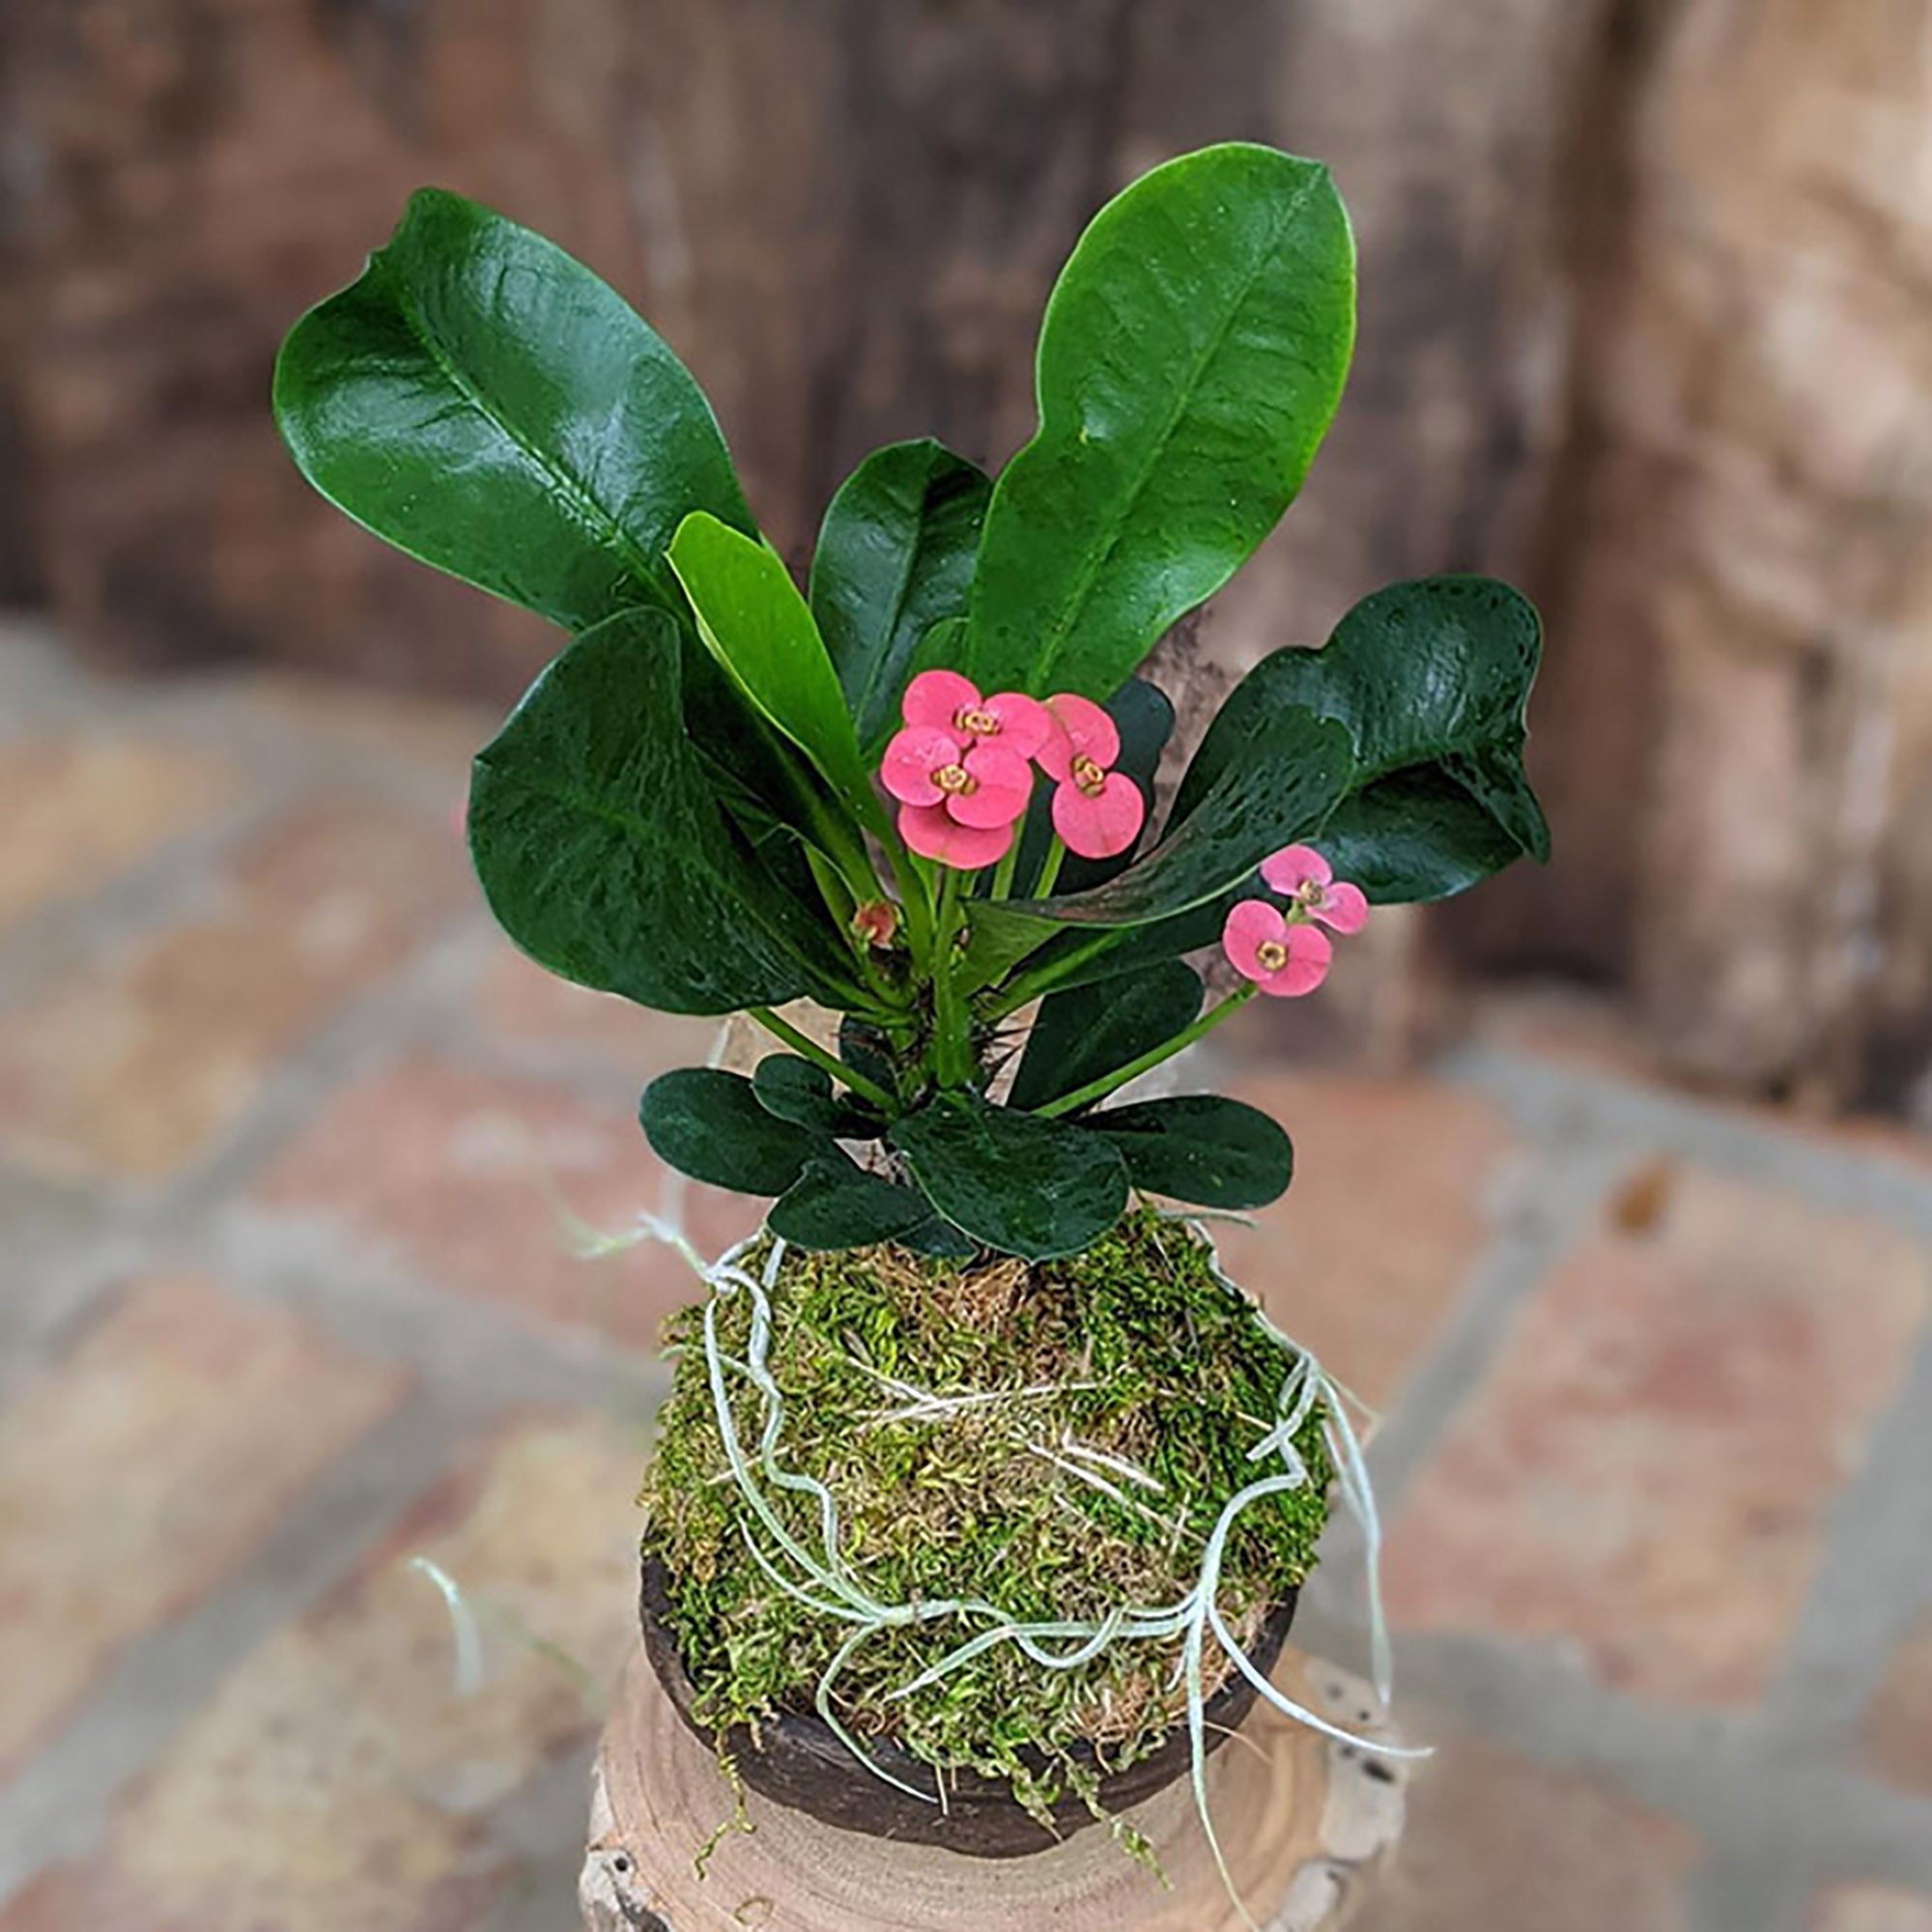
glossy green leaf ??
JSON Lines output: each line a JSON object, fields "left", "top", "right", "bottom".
{"left": 892, "top": 1093, "right": 1129, "bottom": 1261}
{"left": 274, "top": 187, "right": 752, "bottom": 632}
{"left": 639, "top": 1068, "right": 831, "bottom": 1194}
{"left": 966, "top": 708, "right": 1353, "bottom": 980}
{"left": 1094, "top": 1095, "right": 1293, "bottom": 1209}
{"left": 809, "top": 440, "right": 992, "bottom": 755}
{"left": 668, "top": 513, "right": 872, "bottom": 810}
{"left": 469, "top": 611, "right": 857, "bottom": 1015}
{"left": 962, "top": 144, "right": 1355, "bottom": 699}
{"left": 1175, "top": 577, "right": 1548, "bottom": 902}
{"left": 752, "top": 1055, "right": 883, "bottom": 1138}
{"left": 1009, "top": 961, "right": 1204, "bottom": 1111}
{"left": 769, "top": 1154, "right": 932, "bottom": 1250}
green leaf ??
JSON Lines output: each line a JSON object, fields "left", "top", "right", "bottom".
{"left": 752, "top": 1055, "right": 883, "bottom": 1138}
{"left": 1094, "top": 1095, "right": 1293, "bottom": 1209}
{"left": 892, "top": 1093, "right": 1128, "bottom": 1261}
{"left": 1175, "top": 577, "right": 1548, "bottom": 902}
{"left": 1009, "top": 961, "right": 1203, "bottom": 1111}
{"left": 966, "top": 707, "right": 1353, "bottom": 980}
{"left": 469, "top": 611, "right": 857, "bottom": 1015}
{"left": 668, "top": 512, "right": 872, "bottom": 810}
{"left": 810, "top": 440, "right": 992, "bottom": 755}
{"left": 274, "top": 187, "right": 752, "bottom": 633}
{"left": 962, "top": 144, "right": 1355, "bottom": 699}
{"left": 769, "top": 1154, "right": 932, "bottom": 1250}
{"left": 640, "top": 1068, "right": 831, "bottom": 1194}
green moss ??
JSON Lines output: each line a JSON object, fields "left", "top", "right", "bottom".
{"left": 640, "top": 1208, "right": 1331, "bottom": 1819}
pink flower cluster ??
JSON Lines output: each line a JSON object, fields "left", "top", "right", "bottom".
{"left": 881, "top": 671, "right": 1147, "bottom": 869}
{"left": 1221, "top": 845, "right": 1369, "bottom": 998}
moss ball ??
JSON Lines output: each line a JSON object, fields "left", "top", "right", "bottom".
{"left": 640, "top": 1208, "right": 1331, "bottom": 1820}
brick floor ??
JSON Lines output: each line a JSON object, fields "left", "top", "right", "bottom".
{"left": 5, "top": 624, "right": 1932, "bottom": 1931}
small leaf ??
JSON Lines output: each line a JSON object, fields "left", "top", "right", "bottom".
{"left": 769, "top": 1154, "right": 932, "bottom": 1250}
{"left": 1095, "top": 1095, "right": 1293, "bottom": 1209}
{"left": 1175, "top": 577, "right": 1548, "bottom": 902}
{"left": 274, "top": 188, "right": 752, "bottom": 632}
{"left": 963, "top": 145, "right": 1355, "bottom": 699}
{"left": 668, "top": 512, "right": 873, "bottom": 811}
{"left": 640, "top": 1068, "right": 832, "bottom": 1195}
{"left": 892, "top": 1093, "right": 1128, "bottom": 1261}
{"left": 469, "top": 611, "right": 858, "bottom": 1015}
{"left": 1009, "top": 961, "right": 1203, "bottom": 1111}
{"left": 810, "top": 440, "right": 992, "bottom": 755}
{"left": 753, "top": 1055, "right": 882, "bottom": 1138}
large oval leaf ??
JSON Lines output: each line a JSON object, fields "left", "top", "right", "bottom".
{"left": 1009, "top": 961, "right": 1203, "bottom": 1111}
{"left": 809, "top": 440, "right": 991, "bottom": 756}
{"left": 274, "top": 188, "right": 752, "bottom": 632}
{"left": 640, "top": 1069, "right": 831, "bottom": 1194}
{"left": 1175, "top": 577, "right": 1548, "bottom": 902}
{"left": 469, "top": 611, "right": 855, "bottom": 1014}
{"left": 668, "top": 512, "right": 872, "bottom": 812}
{"left": 892, "top": 1093, "right": 1129, "bottom": 1261}
{"left": 769, "top": 1154, "right": 933, "bottom": 1251}
{"left": 962, "top": 145, "right": 1355, "bottom": 699}
{"left": 1094, "top": 1095, "right": 1293, "bottom": 1209}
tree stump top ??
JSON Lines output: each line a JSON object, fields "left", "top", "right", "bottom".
{"left": 582, "top": 1643, "right": 1408, "bottom": 1931}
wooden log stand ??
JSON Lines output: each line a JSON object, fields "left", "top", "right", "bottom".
{"left": 581, "top": 1643, "right": 1408, "bottom": 1932}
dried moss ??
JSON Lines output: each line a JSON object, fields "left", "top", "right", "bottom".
{"left": 639, "top": 1208, "right": 1331, "bottom": 1819}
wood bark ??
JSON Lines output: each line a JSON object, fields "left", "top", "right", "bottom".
{"left": 580, "top": 1642, "right": 1407, "bottom": 1932}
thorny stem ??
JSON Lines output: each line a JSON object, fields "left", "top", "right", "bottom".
{"left": 746, "top": 1007, "right": 897, "bottom": 1113}
{"left": 1035, "top": 983, "right": 1258, "bottom": 1119}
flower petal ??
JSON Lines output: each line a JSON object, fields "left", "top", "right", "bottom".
{"left": 982, "top": 692, "right": 1053, "bottom": 760}
{"left": 1259, "top": 843, "right": 1333, "bottom": 895}
{"left": 902, "top": 668, "right": 980, "bottom": 732}
{"left": 880, "top": 724, "right": 961, "bottom": 805}
{"left": 1262, "top": 923, "right": 1332, "bottom": 998}
{"left": 1312, "top": 880, "right": 1369, "bottom": 935}
{"left": 951, "top": 743, "right": 1035, "bottom": 827}
{"left": 897, "top": 802, "right": 1014, "bottom": 870}
{"left": 1038, "top": 693, "right": 1121, "bottom": 781}
{"left": 1052, "top": 770, "right": 1146, "bottom": 859}
{"left": 1222, "top": 898, "right": 1290, "bottom": 983}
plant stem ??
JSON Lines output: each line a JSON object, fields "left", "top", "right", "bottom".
{"left": 746, "top": 1008, "right": 897, "bottom": 1113}
{"left": 1033, "top": 837, "right": 1067, "bottom": 900}
{"left": 982, "top": 927, "right": 1119, "bottom": 1022}
{"left": 987, "top": 840, "right": 1020, "bottom": 902}
{"left": 929, "top": 868, "right": 976, "bottom": 1087}
{"left": 1034, "top": 984, "right": 1258, "bottom": 1119}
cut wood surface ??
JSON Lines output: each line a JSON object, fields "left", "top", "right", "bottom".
{"left": 580, "top": 1643, "right": 1406, "bottom": 1932}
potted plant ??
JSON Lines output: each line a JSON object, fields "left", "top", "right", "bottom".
{"left": 274, "top": 142, "right": 1547, "bottom": 1907}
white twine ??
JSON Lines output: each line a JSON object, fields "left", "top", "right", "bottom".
{"left": 620, "top": 1185, "right": 1430, "bottom": 1930}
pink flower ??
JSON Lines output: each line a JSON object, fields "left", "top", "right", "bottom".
{"left": 1258, "top": 844, "right": 1369, "bottom": 933}
{"left": 901, "top": 669, "right": 1052, "bottom": 760}
{"left": 881, "top": 722, "right": 1033, "bottom": 868}
{"left": 1222, "top": 899, "right": 1333, "bottom": 998}
{"left": 1037, "top": 693, "right": 1146, "bottom": 862}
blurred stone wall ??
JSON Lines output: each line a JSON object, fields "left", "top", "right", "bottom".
{"left": 3, "top": 0, "right": 1929, "bottom": 1108}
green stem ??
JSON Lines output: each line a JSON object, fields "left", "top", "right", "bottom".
{"left": 746, "top": 1007, "right": 896, "bottom": 1113}
{"left": 1034, "top": 984, "right": 1258, "bottom": 1120}
{"left": 987, "top": 840, "right": 1020, "bottom": 903}
{"left": 929, "top": 868, "right": 976, "bottom": 1087}
{"left": 983, "top": 926, "right": 1119, "bottom": 1023}
{"left": 1032, "top": 837, "right": 1067, "bottom": 900}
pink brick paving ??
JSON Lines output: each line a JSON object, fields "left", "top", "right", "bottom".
{"left": 2, "top": 619, "right": 1931, "bottom": 1930}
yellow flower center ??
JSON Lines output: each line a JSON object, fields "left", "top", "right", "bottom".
{"left": 958, "top": 706, "right": 1000, "bottom": 736}
{"left": 936, "top": 762, "right": 975, "bottom": 795}
{"left": 1071, "top": 753, "right": 1107, "bottom": 796}
{"left": 1255, "top": 939, "right": 1289, "bottom": 972}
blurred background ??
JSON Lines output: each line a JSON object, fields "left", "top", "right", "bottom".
{"left": 1, "top": 3, "right": 1929, "bottom": 1930}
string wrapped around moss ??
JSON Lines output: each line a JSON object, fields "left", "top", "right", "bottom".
{"left": 640, "top": 1208, "right": 1333, "bottom": 1833}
